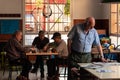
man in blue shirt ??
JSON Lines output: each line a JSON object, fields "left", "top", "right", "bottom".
{"left": 67, "top": 17, "right": 107, "bottom": 80}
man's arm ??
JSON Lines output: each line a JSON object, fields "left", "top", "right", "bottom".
{"left": 67, "top": 38, "right": 72, "bottom": 54}
{"left": 43, "top": 43, "right": 49, "bottom": 51}
{"left": 97, "top": 45, "right": 107, "bottom": 62}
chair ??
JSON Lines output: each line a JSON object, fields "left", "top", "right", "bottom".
{"left": 2, "top": 52, "right": 22, "bottom": 80}
{"left": 56, "top": 57, "right": 68, "bottom": 77}
{"left": 0, "top": 51, "right": 6, "bottom": 69}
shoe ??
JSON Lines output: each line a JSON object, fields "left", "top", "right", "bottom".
{"left": 41, "top": 73, "right": 44, "bottom": 78}
{"left": 47, "top": 76, "right": 53, "bottom": 80}
{"left": 16, "top": 75, "right": 22, "bottom": 80}
{"left": 16, "top": 75, "right": 29, "bottom": 80}
{"left": 40, "top": 78, "right": 45, "bottom": 80}
{"left": 31, "top": 68, "right": 37, "bottom": 73}
{"left": 55, "top": 73, "right": 60, "bottom": 77}
{"left": 53, "top": 75, "right": 59, "bottom": 80}
{"left": 22, "top": 76, "right": 29, "bottom": 80}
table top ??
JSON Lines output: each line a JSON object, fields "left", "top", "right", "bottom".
{"left": 26, "top": 52, "right": 58, "bottom": 56}
{"left": 78, "top": 62, "right": 120, "bottom": 80}
{"left": 92, "top": 48, "right": 120, "bottom": 54}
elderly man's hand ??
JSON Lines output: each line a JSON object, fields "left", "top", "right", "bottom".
{"left": 101, "top": 57, "right": 108, "bottom": 62}
{"left": 71, "top": 67, "right": 80, "bottom": 76}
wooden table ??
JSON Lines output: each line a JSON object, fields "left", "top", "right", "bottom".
{"left": 78, "top": 63, "right": 120, "bottom": 80}
{"left": 26, "top": 52, "right": 58, "bottom": 56}
{"left": 26, "top": 52, "right": 58, "bottom": 61}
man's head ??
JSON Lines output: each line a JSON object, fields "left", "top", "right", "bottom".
{"left": 13, "top": 30, "right": 22, "bottom": 41}
{"left": 38, "top": 30, "right": 45, "bottom": 40}
{"left": 85, "top": 17, "right": 95, "bottom": 30}
{"left": 52, "top": 32, "right": 61, "bottom": 43}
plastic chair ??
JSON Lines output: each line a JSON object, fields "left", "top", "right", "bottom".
{"left": 8, "top": 61, "right": 22, "bottom": 80}
{"left": 0, "top": 51, "right": 6, "bottom": 69}
{"left": 2, "top": 52, "right": 22, "bottom": 80}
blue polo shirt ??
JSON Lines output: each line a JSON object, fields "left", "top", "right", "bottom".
{"left": 68, "top": 23, "right": 100, "bottom": 53}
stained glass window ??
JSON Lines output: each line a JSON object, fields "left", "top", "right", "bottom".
{"left": 25, "top": 0, "right": 70, "bottom": 33}
{"left": 25, "top": 0, "right": 70, "bottom": 45}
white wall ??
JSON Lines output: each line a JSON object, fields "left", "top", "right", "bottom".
{"left": 0, "top": 0, "right": 22, "bottom": 14}
{"left": 71, "top": 0, "right": 110, "bottom": 19}
{"left": 0, "top": 0, "right": 110, "bottom": 19}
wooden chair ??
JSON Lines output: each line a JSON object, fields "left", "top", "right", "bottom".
{"left": 56, "top": 57, "right": 68, "bottom": 77}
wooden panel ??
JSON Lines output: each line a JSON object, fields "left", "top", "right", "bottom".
{"left": 28, "top": 56, "right": 36, "bottom": 61}
{"left": 73, "top": 19, "right": 85, "bottom": 25}
{"left": 73, "top": 19, "right": 109, "bottom": 36}
{"left": 0, "top": 34, "right": 12, "bottom": 42}
{"left": 0, "top": 19, "right": 22, "bottom": 42}
{"left": 0, "top": 14, "right": 21, "bottom": 17}
{"left": 97, "top": 29, "right": 106, "bottom": 35}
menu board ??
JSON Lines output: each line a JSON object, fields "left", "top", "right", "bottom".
{"left": 0, "top": 20, "right": 20, "bottom": 34}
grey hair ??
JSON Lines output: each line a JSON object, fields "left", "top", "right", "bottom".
{"left": 12, "top": 30, "right": 22, "bottom": 37}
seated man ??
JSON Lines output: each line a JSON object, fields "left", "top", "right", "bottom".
{"left": 31, "top": 30, "right": 49, "bottom": 79}
{"left": 5, "top": 30, "right": 32, "bottom": 80}
{"left": 45, "top": 32, "right": 68, "bottom": 80}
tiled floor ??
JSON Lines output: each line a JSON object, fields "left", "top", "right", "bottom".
{"left": 0, "top": 65, "right": 67, "bottom": 80}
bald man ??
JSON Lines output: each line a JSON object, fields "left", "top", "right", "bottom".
{"left": 5, "top": 30, "right": 32, "bottom": 80}
{"left": 67, "top": 17, "right": 107, "bottom": 80}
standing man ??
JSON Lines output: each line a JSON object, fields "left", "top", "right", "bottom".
{"left": 31, "top": 30, "right": 49, "bottom": 79}
{"left": 67, "top": 17, "right": 107, "bottom": 80}
{"left": 5, "top": 30, "right": 32, "bottom": 80}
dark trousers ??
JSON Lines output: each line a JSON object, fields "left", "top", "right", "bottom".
{"left": 9, "top": 57, "right": 32, "bottom": 78}
{"left": 47, "top": 57, "right": 67, "bottom": 77}
{"left": 67, "top": 49, "right": 92, "bottom": 80}
{"left": 47, "top": 59, "right": 56, "bottom": 77}
{"left": 56, "top": 58, "right": 68, "bottom": 73}
{"left": 33, "top": 55, "right": 44, "bottom": 74}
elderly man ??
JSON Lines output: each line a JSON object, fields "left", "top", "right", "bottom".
{"left": 5, "top": 30, "right": 32, "bottom": 80}
{"left": 46, "top": 32, "right": 68, "bottom": 80}
{"left": 67, "top": 17, "right": 107, "bottom": 80}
